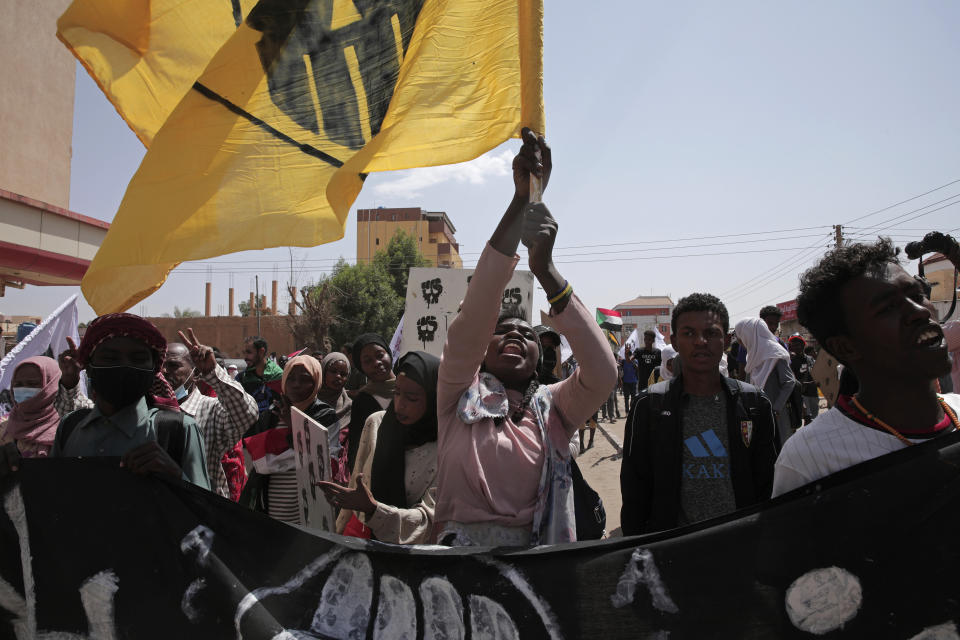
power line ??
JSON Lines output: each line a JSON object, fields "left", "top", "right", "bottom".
{"left": 170, "top": 245, "right": 820, "bottom": 276}
{"left": 844, "top": 199, "right": 960, "bottom": 244}
{"left": 717, "top": 233, "right": 832, "bottom": 298}
{"left": 177, "top": 225, "right": 834, "bottom": 268}
{"left": 843, "top": 192, "right": 960, "bottom": 236}
{"left": 722, "top": 245, "right": 828, "bottom": 305}
{"left": 843, "top": 178, "right": 960, "bottom": 225}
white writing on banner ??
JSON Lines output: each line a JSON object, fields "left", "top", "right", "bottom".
{"left": 291, "top": 407, "right": 335, "bottom": 532}
{"left": 401, "top": 268, "right": 535, "bottom": 358}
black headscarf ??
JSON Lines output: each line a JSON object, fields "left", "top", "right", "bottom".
{"left": 369, "top": 351, "right": 440, "bottom": 509}
{"left": 351, "top": 333, "right": 391, "bottom": 375}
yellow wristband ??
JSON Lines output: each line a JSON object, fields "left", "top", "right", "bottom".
{"left": 548, "top": 282, "right": 572, "bottom": 305}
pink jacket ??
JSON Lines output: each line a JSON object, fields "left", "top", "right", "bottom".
{"left": 435, "top": 243, "right": 617, "bottom": 529}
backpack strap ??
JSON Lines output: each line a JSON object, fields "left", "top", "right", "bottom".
{"left": 730, "top": 379, "right": 764, "bottom": 420}
{"left": 58, "top": 408, "right": 94, "bottom": 449}
{"left": 153, "top": 409, "right": 186, "bottom": 466}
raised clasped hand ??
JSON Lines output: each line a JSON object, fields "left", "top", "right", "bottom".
{"left": 513, "top": 127, "right": 551, "bottom": 202}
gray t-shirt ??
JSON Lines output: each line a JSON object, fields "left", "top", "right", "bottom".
{"left": 678, "top": 393, "right": 736, "bottom": 526}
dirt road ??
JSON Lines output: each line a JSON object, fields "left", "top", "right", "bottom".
{"left": 575, "top": 412, "right": 628, "bottom": 538}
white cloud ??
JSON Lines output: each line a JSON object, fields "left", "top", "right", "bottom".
{"left": 372, "top": 150, "right": 513, "bottom": 199}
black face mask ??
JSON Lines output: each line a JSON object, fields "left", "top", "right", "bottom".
{"left": 542, "top": 347, "right": 558, "bottom": 373}
{"left": 86, "top": 365, "right": 156, "bottom": 409}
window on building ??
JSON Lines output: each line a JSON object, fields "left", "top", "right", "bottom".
{"left": 375, "top": 238, "right": 380, "bottom": 245}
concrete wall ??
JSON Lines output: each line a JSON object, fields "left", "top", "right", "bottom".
{"left": 0, "top": 0, "right": 75, "bottom": 208}
{"left": 147, "top": 316, "right": 298, "bottom": 359}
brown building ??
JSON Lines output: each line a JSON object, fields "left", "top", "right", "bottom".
{"left": 0, "top": 0, "right": 110, "bottom": 297}
{"left": 356, "top": 207, "right": 462, "bottom": 268}
{"left": 922, "top": 253, "right": 960, "bottom": 321}
{"left": 148, "top": 315, "right": 297, "bottom": 359}
{"left": 614, "top": 295, "right": 674, "bottom": 339}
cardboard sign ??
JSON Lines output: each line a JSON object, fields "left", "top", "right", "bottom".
{"left": 291, "top": 407, "right": 335, "bottom": 532}
{"left": 401, "top": 267, "right": 535, "bottom": 358}
{"left": 812, "top": 350, "right": 841, "bottom": 408}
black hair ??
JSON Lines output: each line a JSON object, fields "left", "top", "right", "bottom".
{"left": 796, "top": 237, "right": 899, "bottom": 348}
{"left": 671, "top": 293, "right": 730, "bottom": 333}
{"left": 759, "top": 305, "right": 782, "bottom": 319}
{"left": 643, "top": 329, "right": 655, "bottom": 337}
{"left": 245, "top": 335, "right": 268, "bottom": 352}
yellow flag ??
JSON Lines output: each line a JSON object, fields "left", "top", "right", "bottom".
{"left": 60, "top": 0, "right": 544, "bottom": 314}
{"left": 58, "top": 0, "right": 256, "bottom": 146}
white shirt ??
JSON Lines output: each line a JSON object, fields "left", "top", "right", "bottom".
{"left": 772, "top": 393, "right": 960, "bottom": 496}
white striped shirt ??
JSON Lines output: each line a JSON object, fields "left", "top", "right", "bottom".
{"left": 772, "top": 393, "right": 960, "bottom": 496}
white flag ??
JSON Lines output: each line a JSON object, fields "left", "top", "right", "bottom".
{"left": 389, "top": 314, "right": 405, "bottom": 361}
{"left": 618, "top": 328, "right": 640, "bottom": 359}
{"left": 0, "top": 295, "right": 81, "bottom": 395}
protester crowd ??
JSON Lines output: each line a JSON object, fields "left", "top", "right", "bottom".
{"left": 1, "top": 131, "right": 959, "bottom": 547}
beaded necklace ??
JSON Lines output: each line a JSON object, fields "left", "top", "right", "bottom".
{"left": 850, "top": 396, "right": 959, "bottom": 447}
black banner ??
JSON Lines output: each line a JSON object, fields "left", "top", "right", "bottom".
{"left": 2, "top": 433, "right": 960, "bottom": 639}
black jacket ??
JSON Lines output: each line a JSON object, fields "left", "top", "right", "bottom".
{"left": 620, "top": 374, "right": 777, "bottom": 535}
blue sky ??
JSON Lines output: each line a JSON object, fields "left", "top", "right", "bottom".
{"left": 5, "top": 1, "right": 960, "bottom": 332}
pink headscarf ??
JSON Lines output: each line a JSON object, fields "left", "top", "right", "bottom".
{"left": 6, "top": 356, "right": 62, "bottom": 447}
{"left": 282, "top": 355, "right": 323, "bottom": 412}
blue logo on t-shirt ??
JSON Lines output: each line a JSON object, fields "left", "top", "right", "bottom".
{"left": 683, "top": 429, "right": 728, "bottom": 479}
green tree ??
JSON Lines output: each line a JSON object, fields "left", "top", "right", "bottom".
{"left": 238, "top": 295, "right": 275, "bottom": 317}
{"left": 173, "top": 306, "right": 203, "bottom": 318}
{"left": 291, "top": 231, "right": 429, "bottom": 351}
{"left": 372, "top": 229, "right": 431, "bottom": 299}
{"left": 325, "top": 258, "right": 404, "bottom": 348}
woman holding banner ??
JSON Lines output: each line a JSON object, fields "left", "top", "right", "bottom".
{"left": 433, "top": 130, "right": 617, "bottom": 546}
{"left": 240, "top": 355, "right": 335, "bottom": 523}
{"left": 321, "top": 351, "right": 440, "bottom": 544}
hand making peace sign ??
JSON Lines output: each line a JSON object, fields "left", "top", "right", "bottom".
{"left": 177, "top": 328, "right": 217, "bottom": 375}
{"left": 57, "top": 336, "right": 82, "bottom": 389}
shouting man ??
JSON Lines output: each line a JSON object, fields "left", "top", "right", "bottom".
{"left": 773, "top": 238, "right": 960, "bottom": 495}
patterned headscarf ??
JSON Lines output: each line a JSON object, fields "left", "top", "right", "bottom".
{"left": 77, "top": 313, "right": 179, "bottom": 410}
{"left": 77, "top": 313, "right": 167, "bottom": 372}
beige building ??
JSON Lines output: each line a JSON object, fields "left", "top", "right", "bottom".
{"left": 921, "top": 253, "right": 959, "bottom": 321}
{"left": 1, "top": 0, "right": 75, "bottom": 209}
{"left": 356, "top": 207, "right": 463, "bottom": 268}
{"left": 614, "top": 295, "right": 675, "bottom": 340}
{"left": 0, "top": 0, "right": 109, "bottom": 297}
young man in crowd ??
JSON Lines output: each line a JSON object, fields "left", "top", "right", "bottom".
{"left": 163, "top": 329, "right": 259, "bottom": 498}
{"left": 773, "top": 238, "right": 960, "bottom": 496}
{"left": 787, "top": 335, "right": 820, "bottom": 425}
{"left": 237, "top": 336, "right": 283, "bottom": 416}
{"left": 759, "top": 305, "right": 786, "bottom": 347}
{"left": 620, "top": 294, "right": 777, "bottom": 535}
{"left": 0, "top": 314, "right": 210, "bottom": 488}
{"left": 634, "top": 329, "right": 662, "bottom": 390}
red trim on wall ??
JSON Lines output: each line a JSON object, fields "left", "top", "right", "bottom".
{"left": 0, "top": 239, "right": 91, "bottom": 283}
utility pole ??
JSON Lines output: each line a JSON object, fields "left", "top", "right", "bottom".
{"left": 834, "top": 224, "right": 843, "bottom": 248}
{"left": 255, "top": 275, "right": 261, "bottom": 335}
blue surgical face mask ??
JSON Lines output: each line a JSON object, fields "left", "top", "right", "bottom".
{"left": 174, "top": 384, "right": 188, "bottom": 401}
{"left": 13, "top": 387, "right": 41, "bottom": 403}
